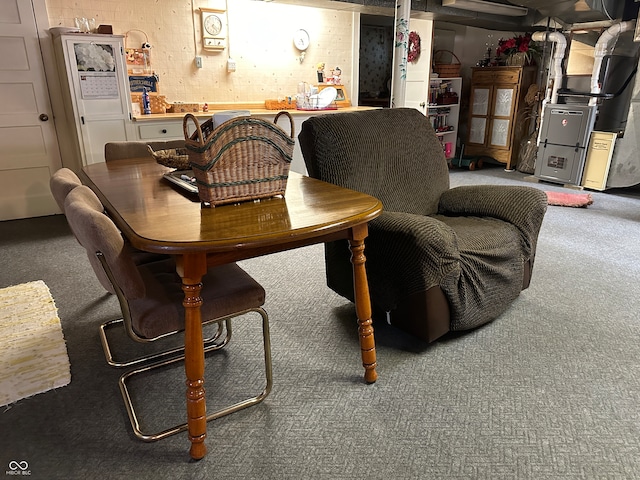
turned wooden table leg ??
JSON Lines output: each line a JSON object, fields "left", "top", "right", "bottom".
{"left": 348, "top": 224, "right": 378, "bottom": 384}
{"left": 176, "top": 253, "right": 208, "bottom": 460}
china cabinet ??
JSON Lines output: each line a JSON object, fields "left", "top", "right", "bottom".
{"left": 466, "top": 66, "right": 536, "bottom": 170}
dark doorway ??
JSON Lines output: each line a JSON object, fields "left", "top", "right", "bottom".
{"left": 359, "top": 14, "right": 393, "bottom": 107}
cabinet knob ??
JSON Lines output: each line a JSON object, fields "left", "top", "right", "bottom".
{"left": 39, "top": 113, "right": 49, "bottom": 122}
{"left": 419, "top": 102, "right": 426, "bottom": 108}
{"left": 161, "top": 129, "right": 167, "bottom": 134}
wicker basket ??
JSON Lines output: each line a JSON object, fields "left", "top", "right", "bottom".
{"left": 264, "top": 99, "right": 297, "bottom": 110}
{"left": 169, "top": 103, "right": 200, "bottom": 113}
{"left": 131, "top": 92, "right": 167, "bottom": 114}
{"left": 147, "top": 145, "right": 191, "bottom": 170}
{"left": 183, "top": 111, "right": 295, "bottom": 206}
{"left": 433, "top": 50, "right": 462, "bottom": 78}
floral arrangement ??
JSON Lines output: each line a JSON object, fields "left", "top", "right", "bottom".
{"left": 496, "top": 34, "right": 540, "bottom": 64}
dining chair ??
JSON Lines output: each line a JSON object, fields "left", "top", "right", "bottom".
{"left": 63, "top": 185, "right": 273, "bottom": 441}
{"left": 50, "top": 167, "right": 167, "bottom": 298}
{"left": 50, "top": 168, "right": 115, "bottom": 294}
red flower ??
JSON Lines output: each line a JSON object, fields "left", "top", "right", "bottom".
{"left": 496, "top": 34, "right": 538, "bottom": 57}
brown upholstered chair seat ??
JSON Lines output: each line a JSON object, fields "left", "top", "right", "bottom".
{"left": 131, "top": 258, "right": 265, "bottom": 339}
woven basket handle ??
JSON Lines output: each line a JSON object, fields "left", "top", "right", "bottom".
{"left": 433, "top": 49, "right": 461, "bottom": 65}
{"left": 183, "top": 113, "right": 204, "bottom": 146}
{"left": 273, "top": 111, "right": 295, "bottom": 139}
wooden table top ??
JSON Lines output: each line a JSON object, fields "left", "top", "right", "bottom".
{"left": 80, "top": 158, "right": 383, "bottom": 258}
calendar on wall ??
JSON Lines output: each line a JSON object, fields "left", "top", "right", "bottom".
{"left": 73, "top": 42, "right": 119, "bottom": 99}
{"left": 78, "top": 72, "right": 119, "bottom": 99}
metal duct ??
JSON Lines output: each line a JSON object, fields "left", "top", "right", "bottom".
{"left": 508, "top": 0, "right": 622, "bottom": 24}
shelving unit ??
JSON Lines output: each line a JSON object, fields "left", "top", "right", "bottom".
{"left": 428, "top": 77, "right": 461, "bottom": 160}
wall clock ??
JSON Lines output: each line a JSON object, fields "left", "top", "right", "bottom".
{"left": 201, "top": 8, "right": 226, "bottom": 51}
{"left": 293, "top": 29, "right": 310, "bottom": 51}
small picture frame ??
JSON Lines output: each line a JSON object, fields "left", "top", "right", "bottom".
{"left": 316, "top": 84, "right": 351, "bottom": 107}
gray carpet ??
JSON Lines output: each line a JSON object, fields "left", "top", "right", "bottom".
{"left": 1, "top": 165, "right": 640, "bottom": 479}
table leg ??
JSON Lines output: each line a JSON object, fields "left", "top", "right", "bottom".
{"left": 176, "top": 253, "right": 208, "bottom": 460}
{"left": 348, "top": 224, "right": 378, "bottom": 384}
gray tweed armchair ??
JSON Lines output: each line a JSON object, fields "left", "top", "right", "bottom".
{"left": 299, "top": 108, "right": 548, "bottom": 342}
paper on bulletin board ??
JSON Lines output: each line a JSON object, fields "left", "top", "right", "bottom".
{"left": 78, "top": 71, "right": 119, "bottom": 99}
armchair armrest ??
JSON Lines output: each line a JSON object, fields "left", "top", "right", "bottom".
{"left": 365, "top": 211, "right": 460, "bottom": 306}
{"left": 438, "top": 185, "right": 547, "bottom": 253}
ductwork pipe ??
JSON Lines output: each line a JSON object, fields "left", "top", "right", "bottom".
{"left": 532, "top": 31, "right": 566, "bottom": 104}
{"left": 589, "top": 20, "right": 636, "bottom": 106}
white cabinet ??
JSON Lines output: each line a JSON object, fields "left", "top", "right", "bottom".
{"left": 427, "top": 77, "right": 461, "bottom": 160}
{"left": 52, "top": 33, "right": 134, "bottom": 167}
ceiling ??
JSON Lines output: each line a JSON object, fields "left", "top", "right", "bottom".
{"left": 268, "top": 0, "right": 635, "bottom": 31}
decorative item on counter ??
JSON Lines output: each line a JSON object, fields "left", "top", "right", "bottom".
{"left": 316, "top": 63, "right": 325, "bottom": 83}
{"left": 265, "top": 98, "right": 297, "bottom": 110}
{"left": 326, "top": 67, "right": 342, "bottom": 85}
{"left": 131, "top": 92, "right": 167, "bottom": 114}
{"left": 168, "top": 102, "right": 200, "bottom": 113}
{"left": 297, "top": 85, "right": 338, "bottom": 110}
{"left": 477, "top": 34, "right": 494, "bottom": 67}
{"left": 183, "top": 111, "right": 295, "bottom": 206}
{"left": 496, "top": 34, "right": 540, "bottom": 66}
{"left": 142, "top": 88, "right": 151, "bottom": 115}
{"left": 125, "top": 29, "right": 152, "bottom": 75}
{"left": 407, "top": 31, "right": 421, "bottom": 63}
{"left": 147, "top": 145, "right": 191, "bottom": 170}
{"left": 203, "top": 103, "right": 209, "bottom": 112}
{"left": 74, "top": 17, "right": 95, "bottom": 33}
{"left": 97, "top": 24, "right": 113, "bottom": 34}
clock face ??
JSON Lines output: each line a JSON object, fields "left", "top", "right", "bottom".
{"left": 293, "top": 29, "right": 310, "bottom": 51}
{"left": 204, "top": 14, "right": 222, "bottom": 36}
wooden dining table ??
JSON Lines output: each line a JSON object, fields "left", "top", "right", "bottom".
{"left": 80, "top": 157, "right": 383, "bottom": 460}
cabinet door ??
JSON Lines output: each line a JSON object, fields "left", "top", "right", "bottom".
{"left": 488, "top": 85, "right": 517, "bottom": 149}
{"left": 468, "top": 86, "right": 491, "bottom": 145}
{"left": 59, "top": 35, "right": 134, "bottom": 165}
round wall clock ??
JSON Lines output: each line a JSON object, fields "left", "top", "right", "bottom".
{"left": 204, "top": 13, "right": 223, "bottom": 36}
{"left": 293, "top": 29, "right": 310, "bottom": 51}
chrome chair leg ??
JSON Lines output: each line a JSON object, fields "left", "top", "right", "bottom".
{"left": 99, "top": 318, "right": 232, "bottom": 368}
{"left": 118, "top": 307, "right": 272, "bottom": 442}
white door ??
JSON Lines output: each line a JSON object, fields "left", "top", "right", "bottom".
{"left": 404, "top": 18, "right": 433, "bottom": 114}
{"left": 0, "top": 0, "right": 62, "bottom": 221}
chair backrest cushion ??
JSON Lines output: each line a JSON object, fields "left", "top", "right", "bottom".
{"left": 64, "top": 186, "right": 145, "bottom": 299}
{"left": 50, "top": 168, "right": 82, "bottom": 211}
{"left": 50, "top": 168, "right": 117, "bottom": 294}
{"left": 299, "top": 108, "right": 450, "bottom": 215}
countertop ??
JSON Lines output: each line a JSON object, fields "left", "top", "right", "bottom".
{"left": 132, "top": 105, "right": 377, "bottom": 122}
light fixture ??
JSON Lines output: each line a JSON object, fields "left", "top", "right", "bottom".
{"left": 442, "top": 0, "right": 528, "bottom": 17}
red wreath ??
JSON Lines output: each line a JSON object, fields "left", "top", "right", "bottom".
{"left": 408, "top": 31, "right": 421, "bottom": 63}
